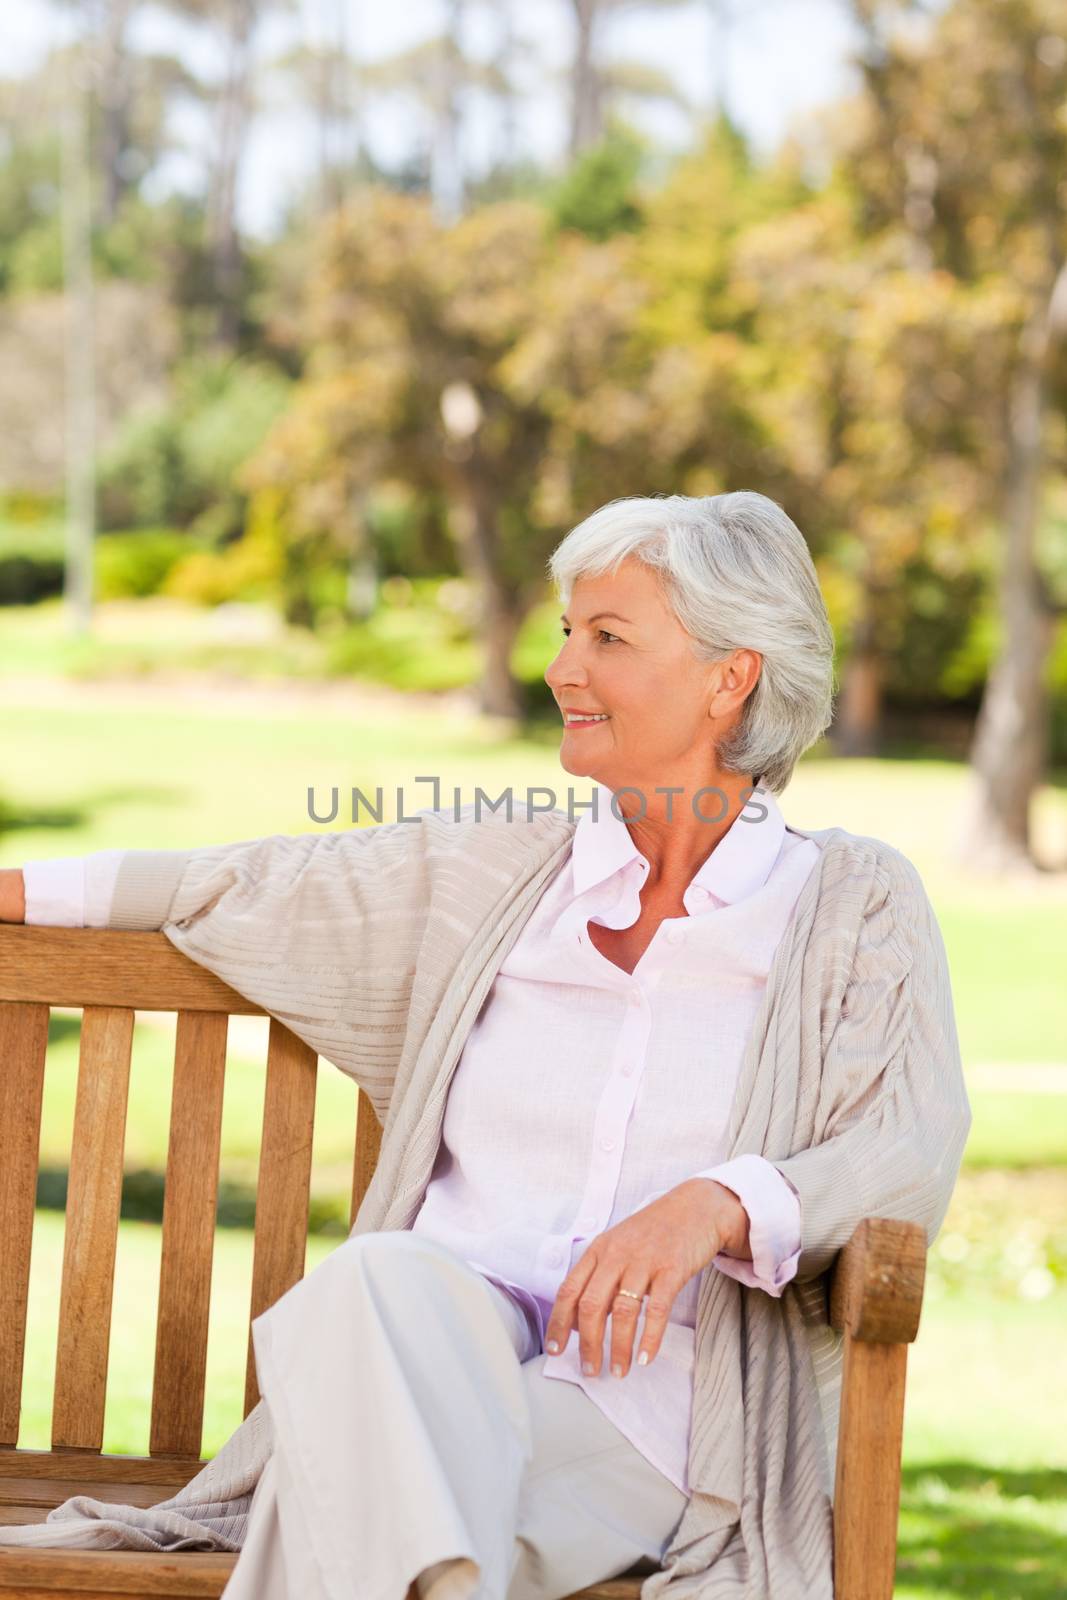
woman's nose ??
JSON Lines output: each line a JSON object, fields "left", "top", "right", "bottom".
{"left": 544, "top": 643, "right": 581, "bottom": 689}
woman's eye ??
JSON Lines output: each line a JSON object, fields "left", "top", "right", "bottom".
{"left": 560, "top": 628, "right": 621, "bottom": 644}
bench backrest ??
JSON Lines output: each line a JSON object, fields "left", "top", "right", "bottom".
{"left": 0, "top": 925, "right": 383, "bottom": 1467}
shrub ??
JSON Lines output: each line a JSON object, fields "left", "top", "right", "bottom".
{"left": 94, "top": 528, "right": 197, "bottom": 599}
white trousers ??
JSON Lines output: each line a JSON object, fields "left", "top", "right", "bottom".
{"left": 222, "top": 1230, "right": 690, "bottom": 1600}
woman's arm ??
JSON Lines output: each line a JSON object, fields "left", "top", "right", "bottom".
{"left": 12, "top": 852, "right": 127, "bottom": 927}
{"left": 0, "top": 867, "right": 25, "bottom": 922}
{"left": 771, "top": 850, "right": 972, "bottom": 1283}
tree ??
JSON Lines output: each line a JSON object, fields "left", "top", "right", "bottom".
{"left": 358, "top": 2, "right": 513, "bottom": 224}
{"left": 243, "top": 190, "right": 559, "bottom": 716}
{"left": 566, "top": 0, "right": 693, "bottom": 158}
{"left": 842, "top": 0, "right": 1067, "bottom": 870}
{"left": 263, "top": 39, "right": 365, "bottom": 219}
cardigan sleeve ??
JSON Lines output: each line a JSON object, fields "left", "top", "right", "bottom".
{"left": 107, "top": 827, "right": 411, "bottom": 932}
{"left": 770, "top": 849, "right": 973, "bottom": 1283}
{"left": 102, "top": 825, "right": 427, "bottom": 1127}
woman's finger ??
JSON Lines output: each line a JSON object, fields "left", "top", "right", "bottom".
{"left": 608, "top": 1277, "right": 651, "bottom": 1378}
{"left": 633, "top": 1266, "right": 682, "bottom": 1369}
{"left": 544, "top": 1249, "right": 600, "bottom": 1355}
{"left": 576, "top": 1261, "right": 623, "bottom": 1376}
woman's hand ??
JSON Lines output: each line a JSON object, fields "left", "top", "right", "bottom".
{"left": 0, "top": 868, "right": 25, "bottom": 923}
{"left": 543, "top": 1179, "right": 750, "bottom": 1379}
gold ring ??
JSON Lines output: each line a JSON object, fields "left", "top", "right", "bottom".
{"left": 616, "top": 1288, "right": 644, "bottom": 1302}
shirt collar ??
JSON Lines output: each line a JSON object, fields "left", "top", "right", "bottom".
{"left": 569, "top": 781, "right": 785, "bottom": 907}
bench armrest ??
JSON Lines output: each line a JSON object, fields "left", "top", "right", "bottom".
{"left": 828, "top": 1216, "right": 926, "bottom": 1344}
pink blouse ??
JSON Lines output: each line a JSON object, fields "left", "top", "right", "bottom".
{"left": 408, "top": 785, "right": 816, "bottom": 1493}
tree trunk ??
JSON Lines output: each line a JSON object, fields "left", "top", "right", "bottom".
{"left": 492, "top": 0, "right": 519, "bottom": 172}
{"left": 98, "top": 0, "right": 134, "bottom": 226}
{"left": 451, "top": 477, "right": 525, "bottom": 720}
{"left": 60, "top": 41, "right": 96, "bottom": 639}
{"left": 479, "top": 589, "right": 525, "bottom": 719}
{"left": 834, "top": 582, "right": 883, "bottom": 757}
{"left": 431, "top": 0, "right": 465, "bottom": 224}
{"left": 206, "top": 0, "right": 255, "bottom": 349}
{"left": 959, "top": 275, "right": 1067, "bottom": 874}
{"left": 569, "top": 0, "right": 603, "bottom": 158}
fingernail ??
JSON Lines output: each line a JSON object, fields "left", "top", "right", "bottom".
{"left": 582, "top": 1360, "right": 596, "bottom": 1376}
{"left": 637, "top": 1351, "right": 649, "bottom": 1366}
{"left": 611, "top": 1363, "right": 623, "bottom": 1378}
{"left": 546, "top": 1339, "right": 559, "bottom": 1354}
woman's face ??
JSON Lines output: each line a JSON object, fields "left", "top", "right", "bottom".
{"left": 544, "top": 556, "right": 757, "bottom": 796}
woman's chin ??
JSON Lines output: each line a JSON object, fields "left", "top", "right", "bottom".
{"left": 557, "top": 746, "right": 597, "bottom": 780}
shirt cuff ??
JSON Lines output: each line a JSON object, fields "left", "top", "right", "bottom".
{"left": 690, "top": 1153, "right": 803, "bottom": 1298}
{"left": 22, "top": 851, "right": 126, "bottom": 929}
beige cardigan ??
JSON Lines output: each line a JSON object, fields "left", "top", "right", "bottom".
{"left": 0, "top": 804, "right": 972, "bottom": 1598}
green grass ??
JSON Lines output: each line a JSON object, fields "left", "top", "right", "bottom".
{"left": 962, "top": 1092, "right": 1067, "bottom": 1170}
{"left": 899, "top": 1293, "right": 1067, "bottom": 1599}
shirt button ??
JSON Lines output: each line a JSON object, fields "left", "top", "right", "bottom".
{"left": 629, "top": 988, "right": 642, "bottom": 1008}
{"left": 600, "top": 1137, "right": 616, "bottom": 1152}
{"left": 548, "top": 1247, "right": 563, "bottom": 1266}
{"left": 621, "top": 1061, "right": 635, "bottom": 1077}
{"left": 666, "top": 925, "right": 685, "bottom": 944}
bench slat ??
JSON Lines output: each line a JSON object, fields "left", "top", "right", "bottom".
{"left": 350, "top": 1087, "right": 383, "bottom": 1229}
{"left": 0, "top": 1453, "right": 206, "bottom": 1487}
{"left": 52, "top": 1008, "right": 135, "bottom": 1453}
{"left": 150, "top": 1013, "right": 229, "bottom": 1460}
{"left": 0, "top": 1547, "right": 237, "bottom": 1597}
{"left": 0, "top": 1479, "right": 192, "bottom": 1512}
{"left": 242, "top": 1019, "right": 318, "bottom": 1418}
{"left": 0, "top": 1003, "right": 51, "bottom": 1449}
{"left": 0, "top": 928, "right": 262, "bottom": 1015}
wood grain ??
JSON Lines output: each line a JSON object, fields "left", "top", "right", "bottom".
{"left": 0, "top": 929, "right": 262, "bottom": 1015}
{"left": 150, "top": 1013, "right": 229, "bottom": 1459}
{"left": 351, "top": 1086, "right": 383, "bottom": 1228}
{"left": 52, "top": 1008, "right": 135, "bottom": 1452}
{"left": 829, "top": 1217, "right": 926, "bottom": 1344}
{"left": 242, "top": 1019, "right": 318, "bottom": 1418}
{"left": 0, "top": 1454, "right": 206, "bottom": 1487}
{"left": 0, "top": 1003, "right": 50, "bottom": 1448}
{"left": 832, "top": 1336, "right": 910, "bottom": 1600}
{"left": 0, "top": 1547, "right": 236, "bottom": 1596}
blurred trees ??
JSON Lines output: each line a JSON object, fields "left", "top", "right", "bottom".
{"left": 841, "top": 0, "right": 1067, "bottom": 866}
{"left": 243, "top": 192, "right": 559, "bottom": 715}
{"left": 1, "top": 0, "right": 1067, "bottom": 866}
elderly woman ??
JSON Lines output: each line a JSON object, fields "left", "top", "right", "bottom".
{"left": 0, "top": 492, "right": 971, "bottom": 1600}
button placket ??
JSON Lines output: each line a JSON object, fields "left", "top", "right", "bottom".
{"left": 570, "top": 991, "right": 651, "bottom": 1240}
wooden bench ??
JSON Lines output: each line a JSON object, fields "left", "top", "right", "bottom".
{"left": 0, "top": 925, "right": 927, "bottom": 1600}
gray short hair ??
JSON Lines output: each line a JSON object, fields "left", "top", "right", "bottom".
{"left": 546, "top": 492, "right": 836, "bottom": 794}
